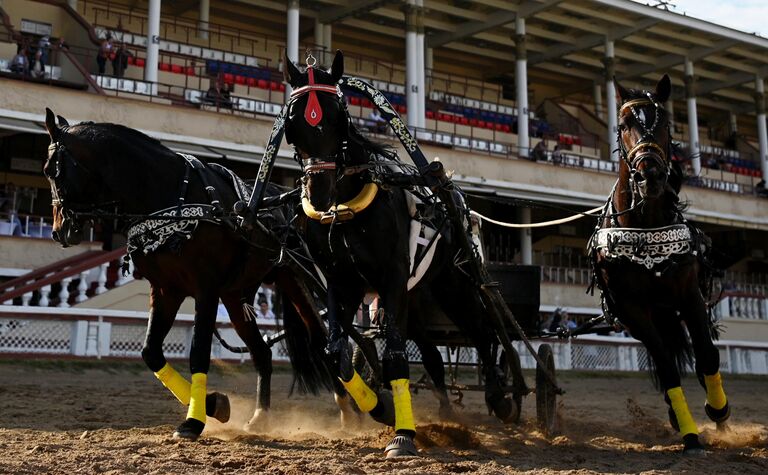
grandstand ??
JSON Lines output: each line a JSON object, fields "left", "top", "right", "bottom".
{"left": 0, "top": 0, "right": 766, "bottom": 369}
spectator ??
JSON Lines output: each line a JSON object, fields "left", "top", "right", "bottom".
{"left": 551, "top": 144, "right": 563, "bottom": 165}
{"left": 10, "top": 46, "right": 29, "bottom": 76}
{"left": 0, "top": 200, "right": 24, "bottom": 237}
{"left": 111, "top": 45, "right": 132, "bottom": 78}
{"left": 756, "top": 179, "right": 767, "bottom": 198}
{"left": 220, "top": 82, "right": 233, "bottom": 108}
{"left": 97, "top": 34, "right": 113, "bottom": 75}
{"left": 531, "top": 140, "right": 547, "bottom": 162}
{"left": 30, "top": 50, "right": 45, "bottom": 79}
{"left": 37, "top": 35, "right": 51, "bottom": 69}
{"left": 255, "top": 298, "right": 275, "bottom": 320}
{"left": 367, "top": 108, "right": 387, "bottom": 133}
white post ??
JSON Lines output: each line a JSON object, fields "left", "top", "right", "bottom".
{"left": 286, "top": 0, "right": 300, "bottom": 99}
{"left": 415, "top": 0, "right": 426, "bottom": 128}
{"left": 518, "top": 207, "right": 532, "bottom": 265}
{"left": 405, "top": 2, "right": 419, "bottom": 130}
{"left": 198, "top": 0, "right": 210, "bottom": 40}
{"left": 605, "top": 40, "right": 618, "bottom": 162}
{"left": 21, "top": 292, "right": 32, "bottom": 306}
{"left": 144, "top": 0, "right": 161, "bottom": 94}
{"left": 314, "top": 18, "right": 324, "bottom": 49}
{"left": 2, "top": 287, "right": 12, "bottom": 305}
{"left": 96, "top": 263, "right": 109, "bottom": 294}
{"left": 729, "top": 111, "right": 739, "bottom": 135}
{"left": 685, "top": 59, "right": 701, "bottom": 175}
{"left": 516, "top": 17, "right": 529, "bottom": 159}
{"left": 594, "top": 83, "right": 603, "bottom": 120}
{"left": 39, "top": 284, "right": 51, "bottom": 307}
{"left": 76, "top": 271, "right": 89, "bottom": 303}
{"left": 58, "top": 277, "right": 72, "bottom": 308}
{"left": 755, "top": 76, "right": 768, "bottom": 181}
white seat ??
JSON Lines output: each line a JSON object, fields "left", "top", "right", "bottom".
{"left": 245, "top": 56, "right": 259, "bottom": 67}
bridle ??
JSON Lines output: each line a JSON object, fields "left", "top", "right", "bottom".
{"left": 617, "top": 94, "right": 672, "bottom": 200}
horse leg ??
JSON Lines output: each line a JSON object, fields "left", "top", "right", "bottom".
{"left": 407, "top": 307, "right": 452, "bottom": 419}
{"left": 221, "top": 290, "right": 273, "bottom": 432}
{"left": 626, "top": 307, "right": 705, "bottom": 455}
{"left": 331, "top": 286, "right": 395, "bottom": 428}
{"left": 379, "top": 285, "right": 418, "bottom": 458}
{"left": 142, "top": 286, "right": 230, "bottom": 428}
{"left": 682, "top": 292, "right": 730, "bottom": 430}
{"left": 173, "top": 291, "right": 219, "bottom": 441}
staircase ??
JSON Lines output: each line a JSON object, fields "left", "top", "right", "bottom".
{"left": 0, "top": 248, "right": 134, "bottom": 308}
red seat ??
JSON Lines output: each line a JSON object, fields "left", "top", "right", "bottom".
{"left": 361, "top": 99, "right": 372, "bottom": 108}
{"left": 185, "top": 66, "right": 195, "bottom": 76}
{"left": 257, "top": 79, "right": 268, "bottom": 89}
{"left": 278, "top": 83, "right": 285, "bottom": 92}
{"left": 350, "top": 96, "right": 361, "bottom": 106}
{"left": 469, "top": 118, "right": 478, "bottom": 127}
{"left": 477, "top": 120, "right": 486, "bottom": 128}
{"left": 494, "top": 123, "right": 504, "bottom": 131}
{"left": 170, "top": 64, "right": 183, "bottom": 74}
{"left": 127, "top": 56, "right": 134, "bottom": 65}
{"left": 246, "top": 77, "right": 257, "bottom": 87}
{"left": 425, "top": 110, "right": 434, "bottom": 119}
{"left": 269, "top": 81, "right": 280, "bottom": 91}
{"left": 397, "top": 105, "right": 407, "bottom": 114}
{"left": 235, "top": 75, "right": 246, "bottom": 85}
{"left": 502, "top": 124, "right": 511, "bottom": 133}
{"left": 159, "top": 62, "right": 171, "bottom": 72}
{"left": 459, "top": 117, "right": 469, "bottom": 125}
{"left": 135, "top": 58, "right": 145, "bottom": 68}
{"left": 223, "top": 73, "right": 235, "bottom": 84}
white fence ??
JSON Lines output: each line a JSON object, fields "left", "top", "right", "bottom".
{"left": 3, "top": 306, "right": 768, "bottom": 375}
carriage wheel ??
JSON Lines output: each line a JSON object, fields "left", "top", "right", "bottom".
{"left": 536, "top": 343, "right": 557, "bottom": 437}
{"left": 499, "top": 349, "right": 523, "bottom": 424}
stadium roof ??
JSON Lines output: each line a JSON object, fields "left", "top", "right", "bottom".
{"left": 206, "top": 0, "right": 768, "bottom": 115}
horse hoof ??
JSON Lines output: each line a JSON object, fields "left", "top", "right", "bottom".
{"left": 244, "top": 409, "right": 270, "bottom": 433}
{"left": 172, "top": 419, "right": 205, "bottom": 441}
{"left": 369, "top": 389, "right": 395, "bottom": 427}
{"left": 682, "top": 433, "right": 706, "bottom": 456}
{"left": 335, "top": 393, "right": 361, "bottom": 429}
{"left": 206, "top": 392, "right": 230, "bottom": 423}
{"left": 384, "top": 434, "right": 418, "bottom": 458}
{"left": 705, "top": 402, "right": 730, "bottom": 424}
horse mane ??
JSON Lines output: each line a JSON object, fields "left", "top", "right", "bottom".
{"left": 346, "top": 120, "right": 398, "bottom": 162}
{"left": 64, "top": 122, "right": 177, "bottom": 160}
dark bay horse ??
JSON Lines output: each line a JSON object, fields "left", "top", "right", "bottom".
{"left": 588, "top": 75, "right": 730, "bottom": 454}
{"left": 42, "top": 108, "right": 345, "bottom": 440}
{"left": 282, "top": 51, "right": 518, "bottom": 457}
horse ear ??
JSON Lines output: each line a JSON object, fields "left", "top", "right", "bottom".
{"left": 57, "top": 115, "right": 69, "bottom": 127}
{"left": 655, "top": 74, "right": 671, "bottom": 103}
{"left": 45, "top": 108, "right": 60, "bottom": 141}
{"left": 330, "top": 49, "right": 344, "bottom": 83}
{"left": 614, "top": 77, "right": 631, "bottom": 103}
{"left": 283, "top": 52, "right": 302, "bottom": 86}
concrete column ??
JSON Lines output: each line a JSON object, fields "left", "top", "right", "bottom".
{"left": 729, "top": 111, "right": 739, "bottom": 135}
{"left": 144, "top": 0, "right": 161, "bottom": 91}
{"left": 593, "top": 83, "right": 603, "bottom": 120}
{"left": 314, "top": 18, "right": 324, "bottom": 48}
{"left": 416, "top": 28, "right": 426, "bottom": 128}
{"left": 604, "top": 40, "right": 618, "bottom": 162}
{"left": 755, "top": 76, "right": 768, "bottom": 181}
{"left": 517, "top": 207, "right": 532, "bottom": 265}
{"left": 404, "top": 2, "right": 419, "bottom": 129}
{"left": 198, "top": 0, "right": 210, "bottom": 40}
{"left": 323, "top": 24, "right": 332, "bottom": 52}
{"left": 515, "top": 17, "right": 529, "bottom": 158}
{"left": 685, "top": 59, "right": 701, "bottom": 175}
{"left": 425, "top": 47, "right": 433, "bottom": 76}
{"left": 286, "top": 0, "right": 300, "bottom": 98}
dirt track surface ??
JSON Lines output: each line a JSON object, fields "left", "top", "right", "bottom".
{"left": 0, "top": 360, "right": 766, "bottom": 474}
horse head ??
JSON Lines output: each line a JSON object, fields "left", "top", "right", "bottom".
{"left": 284, "top": 50, "right": 346, "bottom": 211}
{"left": 615, "top": 75, "right": 673, "bottom": 201}
{"left": 43, "top": 108, "right": 100, "bottom": 247}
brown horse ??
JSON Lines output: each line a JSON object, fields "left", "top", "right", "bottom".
{"left": 42, "top": 108, "right": 348, "bottom": 441}
{"left": 588, "top": 75, "right": 730, "bottom": 455}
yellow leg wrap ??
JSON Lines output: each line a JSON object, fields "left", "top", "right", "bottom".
{"left": 154, "top": 363, "right": 191, "bottom": 405}
{"left": 340, "top": 371, "right": 378, "bottom": 413}
{"left": 667, "top": 386, "right": 698, "bottom": 436}
{"left": 187, "top": 373, "right": 207, "bottom": 423}
{"left": 391, "top": 379, "right": 415, "bottom": 433}
{"left": 704, "top": 372, "right": 727, "bottom": 410}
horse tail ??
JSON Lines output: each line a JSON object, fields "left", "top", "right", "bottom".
{"left": 648, "top": 311, "right": 693, "bottom": 390}
{"left": 277, "top": 271, "right": 334, "bottom": 395}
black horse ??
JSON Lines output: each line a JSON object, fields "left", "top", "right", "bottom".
{"left": 588, "top": 75, "right": 730, "bottom": 454}
{"left": 281, "top": 51, "right": 519, "bottom": 457}
{"left": 42, "top": 108, "right": 350, "bottom": 440}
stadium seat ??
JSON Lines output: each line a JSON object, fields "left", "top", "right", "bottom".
{"left": 235, "top": 75, "right": 247, "bottom": 85}
{"left": 159, "top": 62, "right": 171, "bottom": 72}
{"left": 425, "top": 110, "right": 435, "bottom": 119}
{"left": 223, "top": 73, "right": 235, "bottom": 84}
{"left": 257, "top": 79, "right": 268, "bottom": 89}
{"left": 350, "top": 96, "right": 361, "bottom": 106}
{"left": 246, "top": 77, "right": 257, "bottom": 87}
{"left": 135, "top": 58, "right": 145, "bottom": 68}
{"left": 278, "top": 83, "right": 285, "bottom": 92}
{"left": 170, "top": 64, "right": 183, "bottom": 74}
